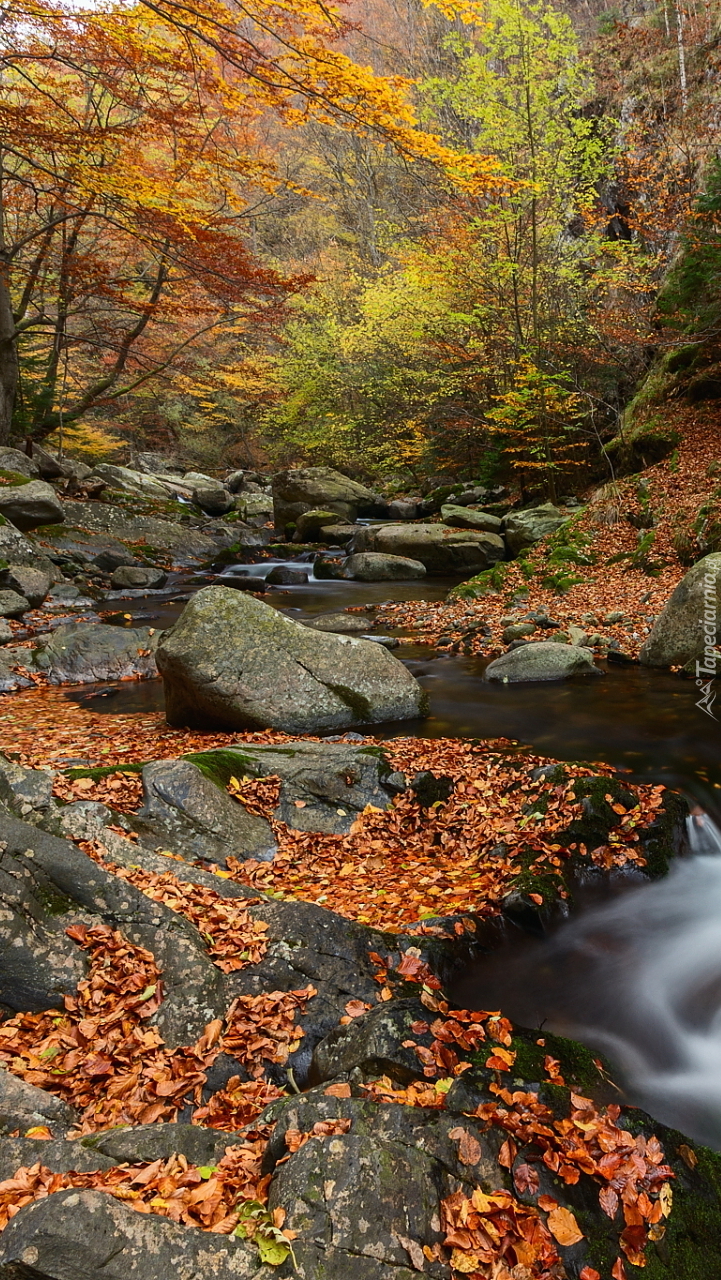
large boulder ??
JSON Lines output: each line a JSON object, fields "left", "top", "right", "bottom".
{"left": 484, "top": 640, "right": 600, "bottom": 682}
{"left": 33, "top": 622, "right": 159, "bottom": 684}
{"left": 0, "top": 565, "right": 50, "bottom": 607}
{"left": 0, "top": 589, "right": 29, "bottom": 618}
{"left": 0, "top": 523, "right": 57, "bottom": 578}
{"left": 90, "top": 462, "right": 170, "bottom": 500}
{"left": 640, "top": 552, "right": 721, "bottom": 670}
{"left": 350, "top": 522, "right": 505, "bottom": 574}
{"left": 343, "top": 552, "right": 426, "bottom": 581}
{"left": 441, "top": 503, "right": 503, "bottom": 533}
{"left": 110, "top": 565, "right": 167, "bottom": 589}
{"left": 503, "top": 502, "right": 570, "bottom": 555}
{"left": 60, "top": 501, "right": 228, "bottom": 562}
{"left": 0, "top": 447, "right": 40, "bottom": 479}
{"left": 273, "top": 466, "right": 377, "bottom": 533}
{"left": 193, "top": 483, "right": 235, "bottom": 516}
{"left": 0, "top": 480, "right": 64, "bottom": 531}
{"left": 156, "top": 585, "right": 427, "bottom": 732}
{"left": 136, "top": 758, "right": 276, "bottom": 864}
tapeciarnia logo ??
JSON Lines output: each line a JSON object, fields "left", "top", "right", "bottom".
{"left": 696, "top": 570, "right": 719, "bottom": 719}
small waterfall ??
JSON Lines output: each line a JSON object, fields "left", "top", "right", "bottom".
{"left": 454, "top": 809, "right": 721, "bottom": 1148}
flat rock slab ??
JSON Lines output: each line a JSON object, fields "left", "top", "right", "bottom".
{"left": 157, "top": 585, "right": 427, "bottom": 733}
{"left": 186, "top": 740, "right": 401, "bottom": 834}
{"left": 60, "top": 501, "right": 230, "bottom": 562}
{"left": 350, "top": 522, "right": 505, "bottom": 574}
{"left": 484, "top": 640, "right": 601, "bottom": 682}
{"left": 33, "top": 622, "right": 159, "bottom": 684}
{"left": 0, "top": 1189, "right": 263, "bottom": 1280}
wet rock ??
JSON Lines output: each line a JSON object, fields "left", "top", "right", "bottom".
{"left": 0, "top": 589, "right": 29, "bottom": 618}
{"left": 0, "top": 480, "right": 64, "bottom": 532}
{"left": 503, "top": 502, "right": 571, "bottom": 556}
{"left": 136, "top": 758, "right": 276, "bottom": 865}
{"left": 350, "top": 522, "right": 505, "bottom": 574}
{"left": 640, "top": 551, "right": 721, "bottom": 669}
{"left": 265, "top": 565, "right": 309, "bottom": 585}
{"left": 0, "top": 812, "right": 226, "bottom": 1045}
{"left": 0, "top": 1189, "right": 262, "bottom": 1280}
{"left": 264, "top": 1093, "right": 498, "bottom": 1280}
{"left": 313, "top": 997, "right": 436, "bottom": 1083}
{"left": 110, "top": 565, "right": 167, "bottom": 589}
{"left": 186, "top": 739, "right": 401, "bottom": 835}
{"left": 157, "top": 586, "right": 427, "bottom": 733}
{"left": 0, "top": 754, "right": 55, "bottom": 822}
{"left": 306, "top": 611, "right": 368, "bottom": 634}
{"left": 344, "top": 551, "right": 426, "bottom": 581}
{"left": 441, "top": 504, "right": 503, "bottom": 532}
{"left": 33, "top": 622, "right": 159, "bottom": 684}
{"left": 0, "top": 1065, "right": 78, "bottom": 1138}
{"left": 0, "top": 448, "right": 40, "bottom": 479}
{"left": 193, "top": 483, "right": 235, "bottom": 516}
{"left": 484, "top": 641, "right": 601, "bottom": 682}
{"left": 0, "top": 565, "right": 50, "bottom": 607}
{"left": 273, "top": 466, "right": 377, "bottom": 533}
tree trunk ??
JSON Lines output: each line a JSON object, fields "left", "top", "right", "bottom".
{"left": 0, "top": 173, "right": 17, "bottom": 444}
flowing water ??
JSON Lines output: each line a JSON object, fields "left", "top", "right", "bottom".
{"left": 79, "top": 552, "right": 721, "bottom": 1145}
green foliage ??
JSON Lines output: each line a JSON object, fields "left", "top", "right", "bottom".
{"left": 233, "top": 1200, "right": 296, "bottom": 1267}
{"left": 607, "top": 529, "right": 662, "bottom": 575}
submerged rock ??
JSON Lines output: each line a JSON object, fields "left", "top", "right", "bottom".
{"left": 156, "top": 585, "right": 427, "bottom": 732}
{"left": 640, "top": 551, "right": 721, "bottom": 669}
{"left": 484, "top": 640, "right": 600, "bottom": 682}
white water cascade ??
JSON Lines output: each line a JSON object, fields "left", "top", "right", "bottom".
{"left": 455, "top": 808, "right": 721, "bottom": 1148}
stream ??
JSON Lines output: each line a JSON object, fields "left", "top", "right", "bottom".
{"left": 73, "top": 552, "right": 721, "bottom": 1145}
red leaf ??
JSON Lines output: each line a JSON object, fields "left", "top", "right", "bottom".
{"left": 513, "top": 1163, "right": 540, "bottom": 1196}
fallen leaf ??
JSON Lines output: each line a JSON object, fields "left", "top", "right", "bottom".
{"left": 546, "top": 1205, "right": 584, "bottom": 1246}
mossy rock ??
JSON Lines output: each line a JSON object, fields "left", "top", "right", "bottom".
{"left": 0, "top": 469, "right": 32, "bottom": 487}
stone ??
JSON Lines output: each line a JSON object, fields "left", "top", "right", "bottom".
{"left": 349, "top": 522, "right": 505, "bottom": 574}
{"left": 156, "top": 585, "right": 427, "bottom": 732}
{"left": 182, "top": 470, "right": 216, "bottom": 486}
{"left": 313, "top": 522, "right": 357, "bottom": 545}
{"left": 0, "top": 1189, "right": 262, "bottom": 1279}
{"left": 0, "top": 621, "right": 12, "bottom": 644}
{"left": 32, "top": 622, "right": 159, "bottom": 684}
{"left": 0, "top": 812, "right": 226, "bottom": 1046}
{"left": 92, "top": 549, "right": 138, "bottom": 571}
{"left": 61, "top": 501, "right": 226, "bottom": 562}
{"left": 0, "top": 565, "right": 50, "bottom": 607}
{"left": 640, "top": 553, "right": 721, "bottom": 669}
{"left": 133, "top": 450, "right": 184, "bottom": 475}
{"left": 604, "top": 610, "right": 626, "bottom": 624}
{"left": 234, "top": 493, "right": 273, "bottom": 522}
{"left": 0, "top": 447, "right": 40, "bottom": 478}
{"left": 292, "top": 508, "right": 342, "bottom": 541}
{"left": 568, "top": 625, "right": 589, "bottom": 646}
{"left": 0, "top": 480, "right": 64, "bottom": 531}
{"left": 186, "top": 739, "right": 402, "bottom": 835}
{"left": 501, "top": 622, "right": 536, "bottom": 643}
{"left": 387, "top": 499, "right": 417, "bottom": 519}
{"left": 484, "top": 641, "right": 601, "bottom": 682}
{"left": 136, "top": 758, "right": 276, "bottom": 865}
{"left": 0, "top": 1064, "right": 78, "bottom": 1137}
{"left": 0, "top": 754, "right": 55, "bottom": 821}
{"left": 502, "top": 502, "right": 570, "bottom": 555}
{"left": 110, "top": 565, "right": 168, "bottom": 589}
{"left": 90, "top": 462, "right": 170, "bottom": 500}
{"left": 265, "top": 564, "right": 309, "bottom": 585}
{"left": 0, "top": 589, "right": 29, "bottom": 617}
{"left": 193, "top": 483, "right": 235, "bottom": 516}
{"left": 273, "top": 466, "right": 377, "bottom": 533}
{"left": 306, "top": 611, "right": 369, "bottom": 634}
{"left": 343, "top": 552, "right": 426, "bottom": 581}
{"left": 441, "top": 503, "right": 503, "bottom": 532}
{"left": 0, "top": 523, "right": 57, "bottom": 578}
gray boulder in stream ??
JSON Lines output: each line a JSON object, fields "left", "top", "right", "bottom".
{"left": 484, "top": 640, "right": 600, "bottom": 682}
{"left": 344, "top": 551, "right": 426, "bottom": 581}
{"left": 350, "top": 522, "right": 505, "bottom": 574}
{"left": 156, "top": 585, "right": 427, "bottom": 732}
{"left": 640, "top": 551, "right": 721, "bottom": 669}
{"left": 33, "top": 622, "right": 159, "bottom": 684}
